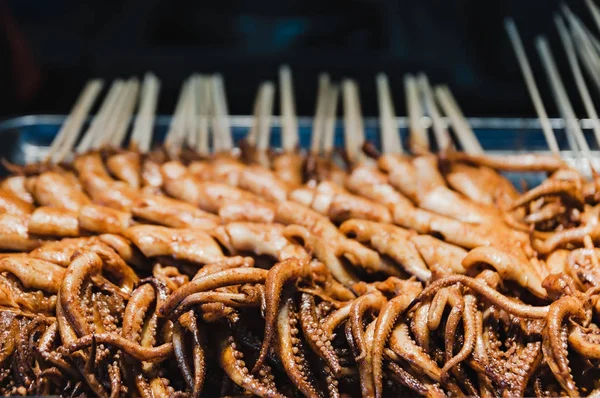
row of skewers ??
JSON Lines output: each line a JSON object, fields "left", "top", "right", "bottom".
{"left": 3, "top": 3, "right": 600, "bottom": 397}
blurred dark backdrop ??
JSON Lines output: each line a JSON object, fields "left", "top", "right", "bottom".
{"left": 0, "top": 0, "right": 597, "bottom": 119}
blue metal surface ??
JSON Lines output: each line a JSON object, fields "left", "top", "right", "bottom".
{"left": 2, "top": 114, "right": 597, "bottom": 187}
{"left": 0, "top": 114, "right": 596, "bottom": 162}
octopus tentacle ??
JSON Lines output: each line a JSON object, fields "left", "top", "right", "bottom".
{"left": 386, "top": 361, "right": 429, "bottom": 396}
{"left": 160, "top": 268, "right": 269, "bottom": 317}
{"left": 173, "top": 320, "right": 194, "bottom": 391}
{"left": 410, "top": 302, "right": 431, "bottom": 352}
{"left": 542, "top": 295, "right": 587, "bottom": 396}
{"left": 192, "top": 256, "right": 255, "bottom": 280}
{"left": 178, "top": 311, "right": 206, "bottom": 397}
{"left": 171, "top": 289, "right": 262, "bottom": 320}
{"left": 298, "top": 293, "right": 342, "bottom": 375}
{"left": 568, "top": 324, "right": 600, "bottom": 358}
{"left": 60, "top": 333, "right": 173, "bottom": 363}
{"left": 37, "top": 321, "right": 77, "bottom": 377}
{"left": 442, "top": 295, "right": 464, "bottom": 361}
{"left": 219, "top": 334, "right": 285, "bottom": 398}
{"left": 59, "top": 252, "right": 103, "bottom": 337}
{"left": 349, "top": 292, "right": 386, "bottom": 361}
{"left": 427, "top": 287, "right": 463, "bottom": 331}
{"left": 388, "top": 323, "right": 442, "bottom": 383}
{"left": 407, "top": 275, "right": 550, "bottom": 319}
{"left": 253, "top": 258, "right": 326, "bottom": 374}
{"left": 371, "top": 282, "right": 423, "bottom": 398}
{"left": 510, "top": 179, "right": 583, "bottom": 210}
{"left": 276, "top": 297, "right": 323, "bottom": 398}
{"left": 503, "top": 341, "right": 543, "bottom": 397}
{"left": 441, "top": 294, "right": 477, "bottom": 381}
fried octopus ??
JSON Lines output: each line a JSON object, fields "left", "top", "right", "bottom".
{"left": 2, "top": 145, "right": 600, "bottom": 397}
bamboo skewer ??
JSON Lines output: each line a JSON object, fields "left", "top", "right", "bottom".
{"left": 376, "top": 73, "right": 402, "bottom": 154}
{"left": 185, "top": 75, "right": 200, "bottom": 150}
{"left": 563, "top": 6, "right": 600, "bottom": 95}
{"left": 311, "top": 74, "right": 331, "bottom": 155}
{"left": 404, "top": 74, "right": 428, "bottom": 153}
{"left": 211, "top": 74, "right": 232, "bottom": 153}
{"left": 90, "top": 81, "right": 135, "bottom": 151}
{"left": 435, "top": 86, "right": 484, "bottom": 154}
{"left": 322, "top": 84, "right": 340, "bottom": 157}
{"left": 195, "top": 75, "right": 211, "bottom": 156}
{"left": 586, "top": 0, "right": 600, "bottom": 35}
{"left": 417, "top": 73, "right": 452, "bottom": 152}
{"left": 76, "top": 80, "right": 124, "bottom": 154}
{"left": 246, "top": 84, "right": 264, "bottom": 149}
{"left": 342, "top": 80, "right": 364, "bottom": 164}
{"left": 256, "top": 83, "right": 275, "bottom": 155}
{"left": 244, "top": 81, "right": 275, "bottom": 167}
{"left": 536, "top": 36, "right": 591, "bottom": 156}
{"left": 279, "top": 66, "right": 299, "bottom": 152}
{"left": 94, "top": 79, "right": 137, "bottom": 150}
{"left": 505, "top": 19, "right": 560, "bottom": 155}
{"left": 47, "top": 79, "right": 104, "bottom": 163}
{"left": 165, "top": 78, "right": 193, "bottom": 157}
{"left": 344, "top": 78, "right": 372, "bottom": 167}
{"left": 109, "top": 78, "right": 141, "bottom": 148}
{"left": 555, "top": 14, "right": 600, "bottom": 148}
{"left": 130, "top": 73, "right": 160, "bottom": 153}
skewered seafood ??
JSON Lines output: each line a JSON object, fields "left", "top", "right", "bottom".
{"left": 3, "top": 138, "right": 600, "bottom": 397}
{"left": 4, "top": 66, "right": 600, "bottom": 397}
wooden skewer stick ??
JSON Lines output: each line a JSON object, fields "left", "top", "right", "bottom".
{"left": 279, "top": 65, "right": 299, "bottom": 152}
{"left": 556, "top": 14, "right": 600, "bottom": 147}
{"left": 435, "top": 86, "right": 484, "bottom": 154}
{"left": 404, "top": 74, "right": 428, "bottom": 154}
{"left": 351, "top": 81, "right": 365, "bottom": 149}
{"left": 110, "top": 78, "right": 141, "bottom": 148}
{"left": 586, "top": 0, "right": 600, "bottom": 35}
{"left": 581, "top": 22, "right": 600, "bottom": 55}
{"left": 417, "top": 73, "right": 452, "bottom": 152}
{"left": 211, "top": 74, "right": 232, "bottom": 152}
{"left": 165, "top": 77, "right": 193, "bottom": 157}
{"left": 94, "top": 79, "right": 135, "bottom": 149}
{"left": 246, "top": 84, "right": 263, "bottom": 149}
{"left": 536, "top": 35, "right": 591, "bottom": 156}
{"left": 342, "top": 79, "right": 363, "bottom": 164}
{"left": 90, "top": 80, "right": 135, "bottom": 151}
{"left": 376, "top": 73, "right": 402, "bottom": 154}
{"left": 322, "top": 84, "right": 340, "bottom": 157}
{"left": 76, "top": 79, "right": 124, "bottom": 154}
{"left": 311, "top": 74, "right": 330, "bottom": 155}
{"left": 247, "top": 82, "right": 270, "bottom": 148}
{"left": 185, "top": 74, "right": 200, "bottom": 150}
{"left": 47, "top": 79, "right": 104, "bottom": 163}
{"left": 92, "top": 82, "right": 132, "bottom": 150}
{"left": 195, "top": 75, "right": 211, "bottom": 156}
{"left": 256, "top": 82, "right": 275, "bottom": 154}
{"left": 130, "top": 73, "right": 160, "bottom": 153}
{"left": 504, "top": 18, "right": 560, "bottom": 155}
{"left": 563, "top": 4, "right": 600, "bottom": 55}
{"left": 562, "top": 5, "right": 600, "bottom": 94}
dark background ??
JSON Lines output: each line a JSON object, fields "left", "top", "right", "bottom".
{"left": 0, "top": 0, "right": 597, "bottom": 119}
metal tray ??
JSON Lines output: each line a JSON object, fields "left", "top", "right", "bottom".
{"left": 0, "top": 115, "right": 598, "bottom": 184}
